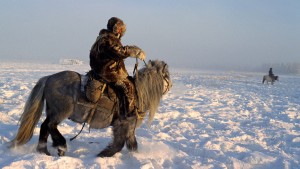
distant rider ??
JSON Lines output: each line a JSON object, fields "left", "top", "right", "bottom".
{"left": 269, "top": 68, "right": 274, "bottom": 78}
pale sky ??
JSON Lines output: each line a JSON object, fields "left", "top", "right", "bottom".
{"left": 1, "top": 0, "right": 300, "bottom": 70}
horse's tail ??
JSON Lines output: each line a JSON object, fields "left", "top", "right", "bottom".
{"left": 10, "top": 76, "right": 48, "bottom": 147}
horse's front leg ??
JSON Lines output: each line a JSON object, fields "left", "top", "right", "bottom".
{"left": 98, "top": 119, "right": 129, "bottom": 157}
{"left": 126, "top": 118, "right": 138, "bottom": 152}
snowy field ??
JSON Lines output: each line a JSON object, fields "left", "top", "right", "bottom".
{"left": 0, "top": 62, "right": 300, "bottom": 169}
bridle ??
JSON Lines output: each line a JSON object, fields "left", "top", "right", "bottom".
{"left": 162, "top": 64, "right": 171, "bottom": 95}
{"left": 162, "top": 76, "right": 171, "bottom": 95}
{"left": 134, "top": 59, "right": 171, "bottom": 95}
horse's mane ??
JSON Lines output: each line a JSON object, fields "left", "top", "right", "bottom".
{"left": 135, "top": 60, "right": 167, "bottom": 124}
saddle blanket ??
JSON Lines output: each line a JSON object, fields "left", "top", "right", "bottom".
{"left": 80, "top": 74, "right": 88, "bottom": 92}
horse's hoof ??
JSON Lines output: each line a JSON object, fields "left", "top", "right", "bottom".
{"left": 97, "top": 152, "right": 108, "bottom": 158}
{"left": 97, "top": 153, "right": 105, "bottom": 158}
{"left": 126, "top": 142, "right": 138, "bottom": 151}
{"left": 37, "top": 147, "right": 51, "bottom": 156}
{"left": 37, "top": 143, "right": 51, "bottom": 156}
{"left": 97, "top": 150, "right": 115, "bottom": 157}
{"left": 127, "top": 145, "right": 138, "bottom": 152}
{"left": 57, "top": 146, "right": 67, "bottom": 156}
{"left": 58, "top": 149, "right": 65, "bottom": 156}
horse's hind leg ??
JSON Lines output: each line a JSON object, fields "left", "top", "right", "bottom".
{"left": 48, "top": 120, "right": 67, "bottom": 156}
{"left": 37, "top": 118, "right": 50, "bottom": 155}
{"left": 37, "top": 116, "right": 69, "bottom": 156}
{"left": 98, "top": 119, "right": 130, "bottom": 157}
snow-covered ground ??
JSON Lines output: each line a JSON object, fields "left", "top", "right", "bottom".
{"left": 0, "top": 62, "right": 299, "bottom": 169}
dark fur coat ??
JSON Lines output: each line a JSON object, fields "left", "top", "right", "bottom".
{"left": 89, "top": 29, "right": 131, "bottom": 82}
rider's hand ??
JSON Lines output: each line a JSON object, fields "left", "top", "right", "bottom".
{"left": 126, "top": 45, "right": 145, "bottom": 60}
{"left": 137, "top": 50, "right": 146, "bottom": 61}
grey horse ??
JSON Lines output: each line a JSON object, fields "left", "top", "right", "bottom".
{"left": 10, "top": 60, "right": 172, "bottom": 157}
{"left": 262, "top": 75, "right": 278, "bottom": 85}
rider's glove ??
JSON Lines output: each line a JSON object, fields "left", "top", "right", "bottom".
{"left": 126, "top": 45, "right": 146, "bottom": 60}
{"left": 136, "top": 50, "right": 146, "bottom": 61}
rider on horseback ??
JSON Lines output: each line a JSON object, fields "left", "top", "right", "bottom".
{"left": 269, "top": 68, "right": 275, "bottom": 78}
{"left": 89, "top": 17, "right": 146, "bottom": 114}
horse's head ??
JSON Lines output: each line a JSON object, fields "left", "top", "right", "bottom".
{"left": 147, "top": 60, "right": 172, "bottom": 94}
{"left": 275, "top": 76, "right": 279, "bottom": 81}
{"left": 135, "top": 60, "right": 172, "bottom": 124}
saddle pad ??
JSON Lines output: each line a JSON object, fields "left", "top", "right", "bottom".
{"left": 80, "top": 74, "right": 88, "bottom": 92}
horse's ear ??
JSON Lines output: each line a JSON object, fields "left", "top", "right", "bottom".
{"left": 162, "top": 64, "right": 167, "bottom": 73}
{"left": 147, "top": 60, "right": 152, "bottom": 67}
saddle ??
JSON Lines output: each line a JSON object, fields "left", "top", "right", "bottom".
{"left": 78, "top": 71, "right": 139, "bottom": 122}
{"left": 70, "top": 72, "right": 117, "bottom": 129}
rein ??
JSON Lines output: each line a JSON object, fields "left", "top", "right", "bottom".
{"left": 163, "top": 76, "right": 171, "bottom": 95}
{"left": 133, "top": 58, "right": 147, "bottom": 120}
{"left": 133, "top": 58, "right": 147, "bottom": 76}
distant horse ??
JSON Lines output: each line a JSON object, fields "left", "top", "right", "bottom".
{"left": 262, "top": 75, "right": 278, "bottom": 85}
{"left": 10, "top": 60, "right": 172, "bottom": 157}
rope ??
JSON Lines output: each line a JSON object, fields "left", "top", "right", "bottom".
{"left": 133, "top": 58, "right": 139, "bottom": 78}
{"left": 70, "top": 83, "right": 107, "bottom": 141}
{"left": 70, "top": 123, "right": 86, "bottom": 141}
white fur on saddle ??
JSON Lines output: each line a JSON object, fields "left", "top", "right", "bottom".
{"left": 80, "top": 74, "right": 88, "bottom": 92}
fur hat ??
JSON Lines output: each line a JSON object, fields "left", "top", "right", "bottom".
{"left": 107, "top": 17, "right": 126, "bottom": 37}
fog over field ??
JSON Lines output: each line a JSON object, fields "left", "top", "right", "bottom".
{"left": 1, "top": 1, "right": 300, "bottom": 71}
